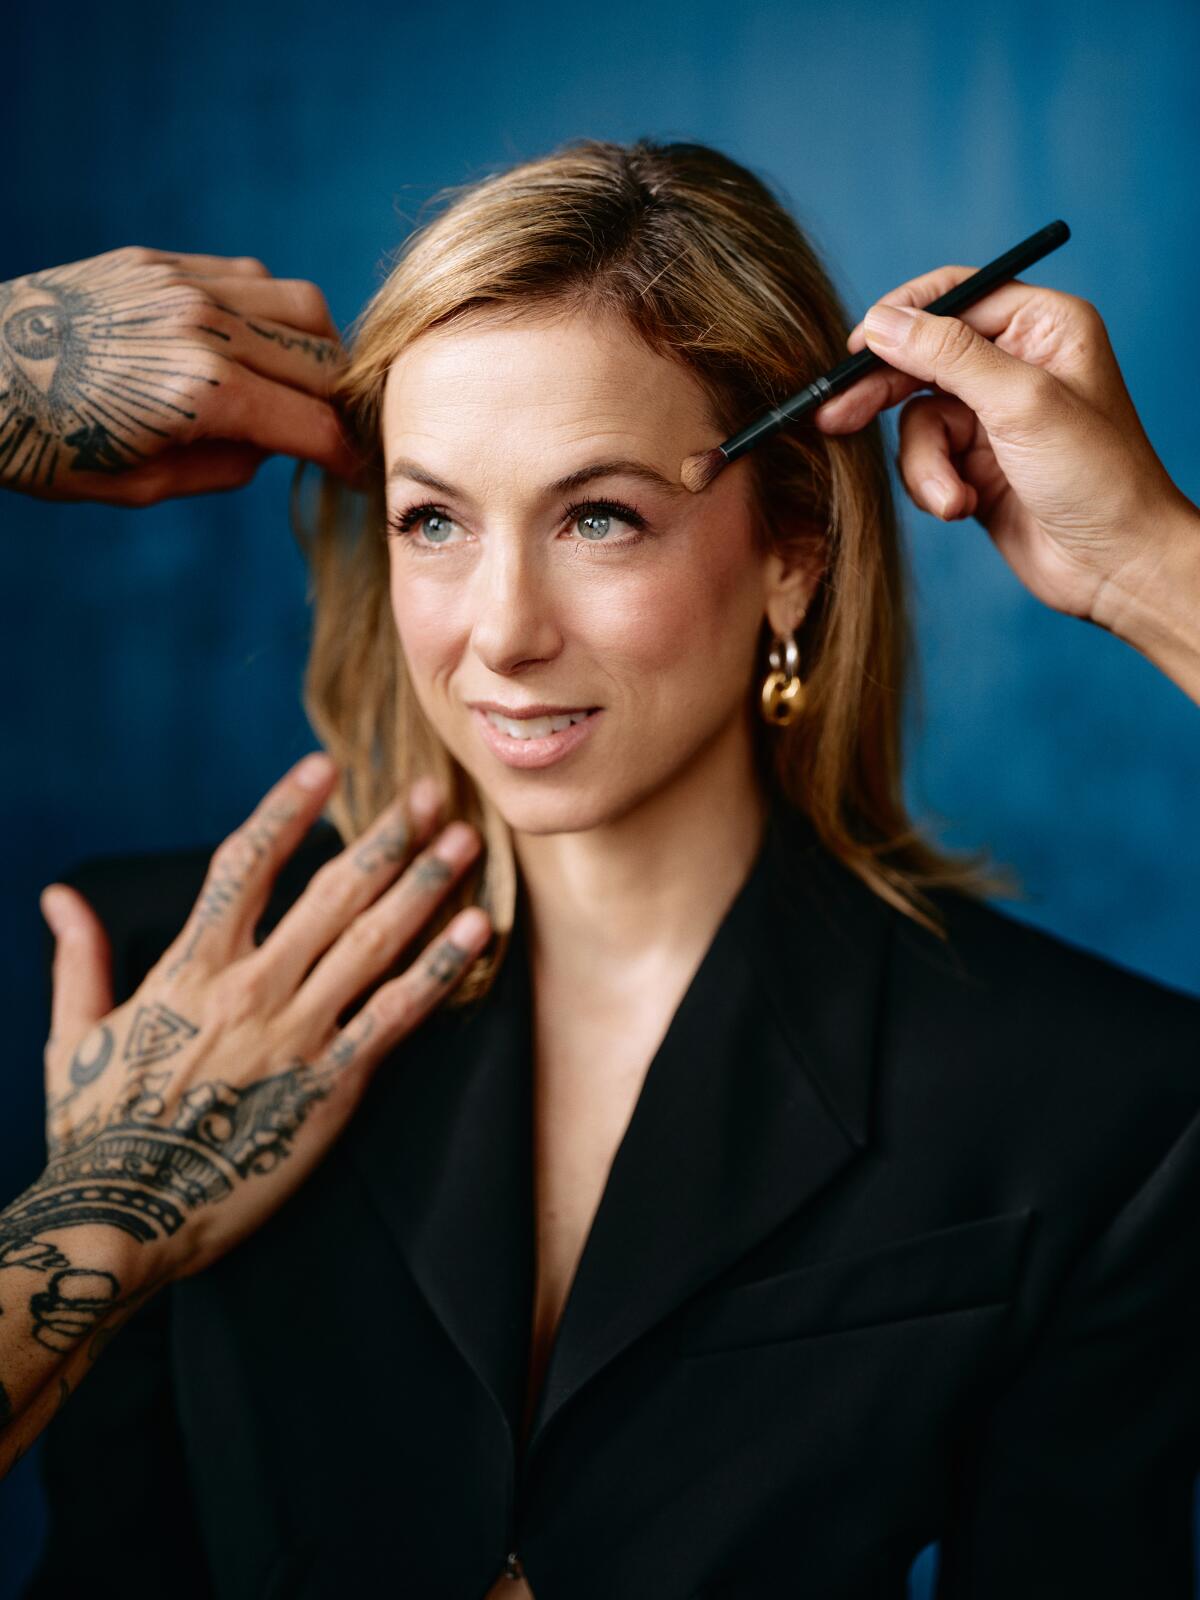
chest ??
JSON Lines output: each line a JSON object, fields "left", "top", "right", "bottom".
{"left": 520, "top": 977, "right": 681, "bottom": 1439}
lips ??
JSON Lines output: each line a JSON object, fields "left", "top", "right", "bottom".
{"left": 470, "top": 705, "right": 602, "bottom": 771}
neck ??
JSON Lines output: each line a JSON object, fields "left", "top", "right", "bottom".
{"left": 512, "top": 715, "right": 770, "bottom": 991}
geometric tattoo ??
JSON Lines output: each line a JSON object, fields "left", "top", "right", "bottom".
{"left": 122, "top": 1003, "right": 200, "bottom": 1067}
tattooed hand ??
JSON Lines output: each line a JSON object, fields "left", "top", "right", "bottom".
{"left": 19, "top": 754, "right": 490, "bottom": 1311}
{"left": 0, "top": 245, "right": 362, "bottom": 504}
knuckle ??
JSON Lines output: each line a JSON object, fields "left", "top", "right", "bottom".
{"left": 192, "top": 349, "right": 231, "bottom": 389}
{"left": 215, "top": 380, "right": 250, "bottom": 430}
{"left": 307, "top": 858, "right": 352, "bottom": 913}
{"left": 345, "top": 915, "right": 390, "bottom": 961}
{"left": 210, "top": 830, "right": 260, "bottom": 885}
{"left": 212, "top": 963, "right": 269, "bottom": 1025}
{"left": 377, "top": 981, "right": 417, "bottom": 1033}
{"left": 928, "top": 316, "right": 977, "bottom": 374}
{"left": 177, "top": 283, "right": 220, "bottom": 321}
{"left": 1023, "top": 364, "right": 1058, "bottom": 410}
{"left": 1069, "top": 294, "right": 1104, "bottom": 333}
{"left": 897, "top": 393, "right": 934, "bottom": 439}
{"left": 292, "top": 280, "right": 331, "bottom": 325}
{"left": 234, "top": 255, "right": 270, "bottom": 277}
{"left": 120, "top": 244, "right": 158, "bottom": 267}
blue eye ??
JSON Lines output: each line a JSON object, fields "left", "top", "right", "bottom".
{"left": 577, "top": 510, "right": 614, "bottom": 540}
{"left": 421, "top": 513, "right": 455, "bottom": 544}
{"left": 386, "top": 495, "right": 650, "bottom": 552}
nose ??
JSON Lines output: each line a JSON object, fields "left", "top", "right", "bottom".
{"left": 468, "top": 534, "right": 563, "bottom": 674}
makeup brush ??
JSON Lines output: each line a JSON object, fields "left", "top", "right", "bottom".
{"left": 679, "top": 219, "right": 1071, "bottom": 494}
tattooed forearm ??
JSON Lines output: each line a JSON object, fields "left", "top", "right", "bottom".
{"left": 0, "top": 1043, "right": 340, "bottom": 1463}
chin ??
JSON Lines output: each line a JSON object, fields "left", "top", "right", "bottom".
{"left": 472, "top": 777, "right": 630, "bottom": 838}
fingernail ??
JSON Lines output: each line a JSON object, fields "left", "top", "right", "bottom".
{"left": 922, "top": 477, "right": 952, "bottom": 517}
{"left": 435, "top": 821, "right": 479, "bottom": 863}
{"left": 864, "top": 303, "right": 919, "bottom": 347}
{"left": 40, "top": 886, "right": 65, "bottom": 934}
{"left": 295, "top": 752, "right": 336, "bottom": 790}
{"left": 452, "top": 907, "right": 492, "bottom": 945}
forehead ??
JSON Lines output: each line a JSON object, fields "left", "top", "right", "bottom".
{"left": 380, "top": 306, "right": 717, "bottom": 455}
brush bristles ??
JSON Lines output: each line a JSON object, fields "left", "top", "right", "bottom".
{"left": 680, "top": 446, "right": 727, "bottom": 494}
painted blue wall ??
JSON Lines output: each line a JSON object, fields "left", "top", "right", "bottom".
{"left": 3, "top": 1, "right": 1198, "bottom": 1593}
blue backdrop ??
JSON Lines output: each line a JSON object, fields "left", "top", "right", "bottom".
{"left": 3, "top": 1, "right": 1198, "bottom": 1593}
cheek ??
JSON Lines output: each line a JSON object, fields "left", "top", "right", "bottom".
{"left": 600, "top": 546, "right": 762, "bottom": 678}
{"left": 388, "top": 562, "right": 463, "bottom": 671}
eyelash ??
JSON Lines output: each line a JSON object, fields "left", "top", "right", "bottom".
{"left": 385, "top": 496, "right": 649, "bottom": 554}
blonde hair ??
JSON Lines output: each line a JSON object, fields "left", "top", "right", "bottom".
{"left": 291, "top": 136, "right": 1019, "bottom": 1004}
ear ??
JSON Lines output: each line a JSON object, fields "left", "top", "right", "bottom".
{"left": 761, "top": 517, "right": 826, "bottom": 635}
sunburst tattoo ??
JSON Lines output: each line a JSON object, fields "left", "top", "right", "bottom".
{"left": 0, "top": 254, "right": 224, "bottom": 489}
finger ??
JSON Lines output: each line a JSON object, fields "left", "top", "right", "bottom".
{"left": 191, "top": 302, "right": 343, "bottom": 397}
{"left": 57, "top": 443, "right": 270, "bottom": 507}
{"left": 284, "top": 821, "right": 482, "bottom": 1033}
{"left": 198, "top": 364, "right": 361, "bottom": 479}
{"left": 193, "top": 276, "right": 340, "bottom": 341}
{"left": 896, "top": 394, "right": 980, "bottom": 519}
{"left": 248, "top": 778, "right": 446, "bottom": 1002}
{"left": 153, "top": 251, "right": 273, "bottom": 279}
{"left": 812, "top": 369, "right": 925, "bottom": 434}
{"left": 818, "top": 277, "right": 1058, "bottom": 434}
{"left": 845, "top": 267, "right": 1051, "bottom": 351}
{"left": 155, "top": 752, "right": 340, "bottom": 980}
{"left": 41, "top": 885, "right": 114, "bottom": 1054}
{"left": 857, "top": 303, "right": 1050, "bottom": 440}
{"left": 315, "top": 907, "right": 493, "bottom": 1081}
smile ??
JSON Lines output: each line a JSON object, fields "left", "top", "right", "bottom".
{"left": 471, "top": 706, "right": 602, "bottom": 770}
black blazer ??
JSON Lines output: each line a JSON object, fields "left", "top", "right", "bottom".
{"left": 23, "top": 795, "right": 1200, "bottom": 1599}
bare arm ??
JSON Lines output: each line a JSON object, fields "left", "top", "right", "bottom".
{"left": 0, "top": 1197, "right": 165, "bottom": 1476}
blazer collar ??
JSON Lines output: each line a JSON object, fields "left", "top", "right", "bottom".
{"left": 343, "top": 792, "right": 893, "bottom": 1471}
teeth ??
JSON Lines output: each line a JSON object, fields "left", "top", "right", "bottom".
{"left": 484, "top": 709, "right": 592, "bottom": 740}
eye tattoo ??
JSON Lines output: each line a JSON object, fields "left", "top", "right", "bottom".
{"left": 384, "top": 496, "right": 650, "bottom": 553}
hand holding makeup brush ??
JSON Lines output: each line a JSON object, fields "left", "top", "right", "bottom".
{"left": 813, "top": 267, "right": 1200, "bottom": 704}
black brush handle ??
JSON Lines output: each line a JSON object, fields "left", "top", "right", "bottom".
{"left": 720, "top": 219, "right": 1071, "bottom": 461}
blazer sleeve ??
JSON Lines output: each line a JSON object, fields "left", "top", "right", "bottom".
{"left": 936, "top": 1100, "right": 1200, "bottom": 1598}
{"left": 24, "top": 849, "right": 215, "bottom": 1598}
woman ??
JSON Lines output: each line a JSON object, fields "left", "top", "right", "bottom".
{"left": 3, "top": 139, "right": 1199, "bottom": 1597}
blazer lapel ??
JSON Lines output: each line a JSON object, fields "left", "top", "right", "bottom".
{"left": 343, "top": 793, "right": 893, "bottom": 1468}
{"left": 342, "top": 918, "right": 537, "bottom": 1455}
{"left": 524, "top": 795, "right": 891, "bottom": 1456}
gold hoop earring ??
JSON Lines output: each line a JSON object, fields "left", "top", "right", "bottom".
{"left": 760, "top": 622, "right": 806, "bottom": 726}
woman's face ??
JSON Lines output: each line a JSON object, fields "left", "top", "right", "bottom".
{"left": 381, "top": 305, "right": 789, "bottom": 837}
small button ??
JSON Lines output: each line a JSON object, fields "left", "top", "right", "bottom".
{"left": 504, "top": 1550, "right": 525, "bottom": 1579}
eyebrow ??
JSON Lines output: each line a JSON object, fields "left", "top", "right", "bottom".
{"left": 385, "top": 455, "right": 683, "bottom": 499}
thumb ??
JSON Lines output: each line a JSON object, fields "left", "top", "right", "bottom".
{"left": 861, "top": 303, "right": 1048, "bottom": 438}
{"left": 41, "top": 884, "right": 115, "bottom": 1049}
